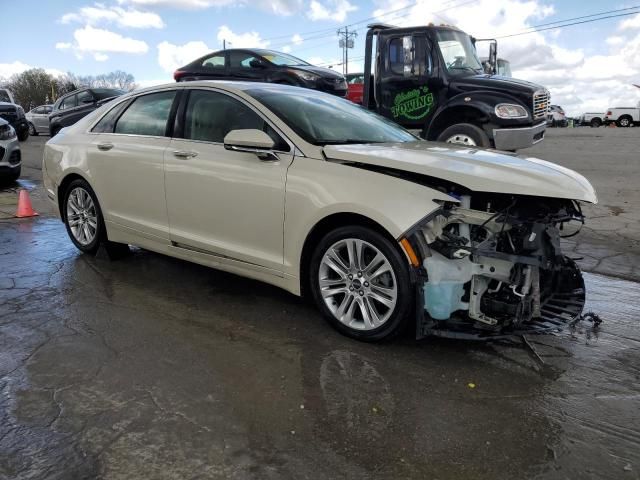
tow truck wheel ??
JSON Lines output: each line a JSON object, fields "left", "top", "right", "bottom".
{"left": 437, "top": 123, "right": 490, "bottom": 148}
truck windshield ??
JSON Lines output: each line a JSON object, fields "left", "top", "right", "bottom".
{"left": 247, "top": 87, "right": 417, "bottom": 146}
{"left": 436, "top": 30, "right": 483, "bottom": 76}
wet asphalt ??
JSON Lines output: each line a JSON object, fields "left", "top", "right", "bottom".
{"left": 1, "top": 217, "right": 639, "bottom": 479}
{"left": 1, "top": 133, "right": 639, "bottom": 479}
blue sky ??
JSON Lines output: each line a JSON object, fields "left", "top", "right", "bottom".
{"left": 2, "top": 0, "right": 639, "bottom": 114}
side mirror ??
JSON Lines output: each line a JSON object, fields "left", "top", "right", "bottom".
{"left": 223, "top": 129, "right": 277, "bottom": 161}
{"left": 249, "top": 59, "right": 266, "bottom": 69}
{"left": 488, "top": 41, "right": 497, "bottom": 75}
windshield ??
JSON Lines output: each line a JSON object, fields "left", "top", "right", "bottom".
{"left": 247, "top": 87, "right": 417, "bottom": 146}
{"left": 91, "top": 88, "right": 126, "bottom": 100}
{"left": 257, "top": 50, "right": 310, "bottom": 66}
{"left": 0, "top": 90, "right": 11, "bottom": 103}
{"left": 436, "top": 30, "right": 483, "bottom": 76}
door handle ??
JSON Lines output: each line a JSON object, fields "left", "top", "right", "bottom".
{"left": 97, "top": 142, "right": 114, "bottom": 151}
{"left": 173, "top": 150, "right": 198, "bottom": 159}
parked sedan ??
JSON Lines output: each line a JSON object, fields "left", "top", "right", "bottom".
{"left": 26, "top": 104, "right": 53, "bottom": 135}
{"left": 174, "top": 48, "right": 347, "bottom": 97}
{"left": 43, "top": 82, "right": 596, "bottom": 342}
{"left": 49, "top": 87, "right": 125, "bottom": 137}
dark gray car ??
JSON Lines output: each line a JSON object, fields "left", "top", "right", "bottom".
{"left": 49, "top": 88, "right": 125, "bottom": 136}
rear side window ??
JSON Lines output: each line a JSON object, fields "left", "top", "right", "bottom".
{"left": 77, "top": 90, "right": 94, "bottom": 105}
{"left": 115, "top": 91, "right": 176, "bottom": 137}
{"left": 201, "top": 53, "right": 225, "bottom": 68}
{"left": 182, "top": 89, "right": 289, "bottom": 151}
{"left": 92, "top": 100, "right": 130, "bottom": 133}
{"left": 229, "top": 51, "right": 260, "bottom": 68}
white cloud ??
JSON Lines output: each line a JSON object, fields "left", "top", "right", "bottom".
{"left": 61, "top": 5, "right": 165, "bottom": 29}
{"left": 0, "top": 61, "right": 66, "bottom": 81}
{"left": 56, "top": 26, "right": 149, "bottom": 60}
{"left": 119, "top": 0, "right": 303, "bottom": 15}
{"left": 157, "top": 40, "right": 211, "bottom": 72}
{"left": 216, "top": 25, "right": 270, "bottom": 48}
{"left": 94, "top": 53, "right": 110, "bottom": 61}
{"left": 308, "top": 0, "right": 357, "bottom": 22}
{"left": 291, "top": 33, "right": 303, "bottom": 45}
{"left": 619, "top": 13, "right": 640, "bottom": 31}
{"left": 135, "top": 77, "right": 172, "bottom": 89}
{"left": 371, "top": 0, "right": 640, "bottom": 116}
{"left": 282, "top": 45, "right": 292, "bottom": 53}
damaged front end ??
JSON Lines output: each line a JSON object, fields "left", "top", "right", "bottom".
{"left": 406, "top": 194, "right": 586, "bottom": 340}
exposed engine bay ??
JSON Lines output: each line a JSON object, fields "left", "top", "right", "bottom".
{"left": 409, "top": 193, "right": 587, "bottom": 339}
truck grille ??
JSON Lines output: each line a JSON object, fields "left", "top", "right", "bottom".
{"left": 533, "top": 90, "right": 550, "bottom": 119}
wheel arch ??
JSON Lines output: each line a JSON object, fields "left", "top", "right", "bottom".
{"left": 57, "top": 172, "right": 98, "bottom": 221}
{"left": 426, "top": 104, "right": 489, "bottom": 140}
{"left": 298, "top": 212, "right": 406, "bottom": 298}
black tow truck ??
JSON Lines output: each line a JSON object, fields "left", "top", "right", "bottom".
{"left": 362, "top": 23, "right": 549, "bottom": 150}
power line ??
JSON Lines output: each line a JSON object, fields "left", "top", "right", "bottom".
{"left": 497, "top": 6, "right": 640, "bottom": 38}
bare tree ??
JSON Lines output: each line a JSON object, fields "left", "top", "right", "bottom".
{"left": 6, "top": 68, "right": 55, "bottom": 109}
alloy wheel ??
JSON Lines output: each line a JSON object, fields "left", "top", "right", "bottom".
{"left": 318, "top": 238, "right": 398, "bottom": 331}
{"left": 445, "top": 134, "right": 477, "bottom": 146}
{"left": 66, "top": 187, "right": 98, "bottom": 246}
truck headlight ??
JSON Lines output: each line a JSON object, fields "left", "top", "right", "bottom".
{"left": 495, "top": 103, "right": 528, "bottom": 119}
{"left": 0, "top": 125, "right": 16, "bottom": 140}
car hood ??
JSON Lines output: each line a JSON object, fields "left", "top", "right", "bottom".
{"left": 288, "top": 65, "right": 344, "bottom": 80}
{"left": 323, "top": 142, "right": 597, "bottom": 203}
{"left": 449, "top": 74, "right": 544, "bottom": 95}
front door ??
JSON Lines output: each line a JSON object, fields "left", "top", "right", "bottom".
{"left": 164, "top": 88, "right": 293, "bottom": 271}
{"left": 378, "top": 34, "right": 440, "bottom": 130}
{"left": 227, "top": 50, "right": 268, "bottom": 82}
{"left": 87, "top": 89, "right": 179, "bottom": 240}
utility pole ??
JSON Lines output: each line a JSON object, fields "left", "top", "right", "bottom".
{"left": 337, "top": 27, "right": 357, "bottom": 76}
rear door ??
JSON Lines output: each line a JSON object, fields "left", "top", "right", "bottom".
{"left": 192, "top": 51, "right": 228, "bottom": 80}
{"left": 87, "top": 89, "right": 180, "bottom": 240}
{"left": 377, "top": 33, "right": 440, "bottom": 129}
{"left": 33, "top": 107, "right": 49, "bottom": 130}
{"left": 164, "top": 88, "right": 293, "bottom": 271}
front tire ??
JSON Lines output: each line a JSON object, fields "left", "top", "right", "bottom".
{"left": 17, "top": 128, "right": 29, "bottom": 142}
{"left": 309, "top": 226, "right": 413, "bottom": 342}
{"left": 436, "top": 123, "right": 490, "bottom": 148}
{"left": 28, "top": 123, "right": 38, "bottom": 136}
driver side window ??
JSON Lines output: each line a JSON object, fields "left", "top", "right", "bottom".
{"left": 388, "top": 36, "right": 432, "bottom": 77}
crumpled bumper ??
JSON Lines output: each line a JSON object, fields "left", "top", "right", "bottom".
{"left": 493, "top": 121, "right": 546, "bottom": 151}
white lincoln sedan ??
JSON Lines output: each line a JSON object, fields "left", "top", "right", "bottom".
{"left": 44, "top": 82, "right": 596, "bottom": 341}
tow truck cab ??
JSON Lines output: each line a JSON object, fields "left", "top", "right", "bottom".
{"left": 363, "top": 23, "right": 549, "bottom": 150}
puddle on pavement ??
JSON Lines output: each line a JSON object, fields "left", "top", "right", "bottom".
{"left": 1, "top": 218, "right": 639, "bottom": 479}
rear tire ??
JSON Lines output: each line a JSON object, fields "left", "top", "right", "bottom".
{"left": 309, "top": 225, "right": 413, "bottom": 342}
{"left": 436, "top": 123, "right": 490, "bottom": 148}
{"left": 17, "top": 128, "right": 29, "bottom": 142}
{"left": 590, "top": 118, "right": 601, "bottom": 128}
{"left": 50, "top": 126, "right": 62, "bottom": 137}
{"left": 617, "top": 116, "right": 632, "bottom": 128}
{"left": 28, "top": 123, "right": 38, "bottom": 136}
{"left": 62, "top": 178, "right": 129, "bottom": 257}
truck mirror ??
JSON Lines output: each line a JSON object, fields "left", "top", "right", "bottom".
{"left": 488, "top": 42, "right": 497, "bottom": 75}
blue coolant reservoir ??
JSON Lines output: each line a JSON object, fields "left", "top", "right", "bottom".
{"left": 423, "top": 252, "right": 472, "bottom": 320}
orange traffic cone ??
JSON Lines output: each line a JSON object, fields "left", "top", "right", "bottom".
{"left": 15, "top": 189, "right": 38, "bottom": 218}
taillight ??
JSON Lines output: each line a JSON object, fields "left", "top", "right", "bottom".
{"left": 606, "top": 111, "right": 612, "bottom": 115}
{"left": 173, "top": 70, "right": 185, "bottom": 81}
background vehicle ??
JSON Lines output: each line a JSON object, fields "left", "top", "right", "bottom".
{"left": 0, "top": 88, "right": 30, "bottom": 141}
{"left": 578, "top": 112, "right": 604, "bottom": 127}
{"left": 49, "top": 87, "right": 125, "bottom": 137}
{"left": 26, "top": 104, "right": 53, "bottom": 135}
{"left": 480, "top": 57, "right": 512, "bottom": 77}
{"left": 174, "top": 48, "right": 348, "bottom": 97}
{"left": 362, "top": 23, "right": 549, "bottom": 150}
{"left": 346, "top": 73, "right": 365, "bottom": 104}
{"left": 603, "top": 107, "right": 639, "bottom": 127}
{"left": 547, "top": 105, "right": 567, "bottom": 127}
{"left": 44, "top": 82, "right": 595, "bottom": 342}
{"left": 0, "top": 118, "right": 21, "bottom": 181}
